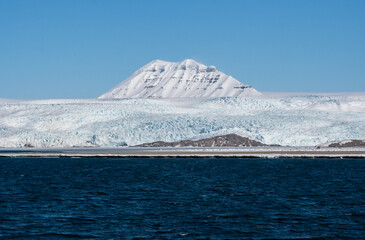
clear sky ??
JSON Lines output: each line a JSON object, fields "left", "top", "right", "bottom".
{"left": 1, "top": 0, "right": 364, "bottom": 99}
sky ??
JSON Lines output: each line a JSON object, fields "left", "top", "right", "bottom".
{"left": 0, "top": 0, "right": 364, "bottom": 99}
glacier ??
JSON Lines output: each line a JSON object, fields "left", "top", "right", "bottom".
{"left": 1, "top": 93, "right": 365, "bottom": 148}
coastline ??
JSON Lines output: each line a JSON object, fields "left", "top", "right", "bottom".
{"left": 1, "top": 147, "right": 365, "bottom": 158}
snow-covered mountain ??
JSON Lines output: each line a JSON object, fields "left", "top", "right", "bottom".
{"left": 1, "top": 58, "right": 364, "bottom": 148}
{"left": 99, "top": 59, "right": 260, "bottom": 99}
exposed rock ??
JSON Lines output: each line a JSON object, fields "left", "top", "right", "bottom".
{"left": 317, "top": 139, "right": 365, "bottom": 148}
{"left": 23, "top": 143, "right": 34, "bottom": 148}
{"left": 135, "top": 134, "right": 274, "bottom": 147}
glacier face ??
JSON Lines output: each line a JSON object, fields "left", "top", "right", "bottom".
{"left": 1, "top": 93, "right": 365, "bottom": 148}
{"left": 99, "top": 59, "right": 260, "bottom": 99}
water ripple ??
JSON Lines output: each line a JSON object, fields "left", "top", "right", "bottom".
{"left": 0, "top": 158, "right": 364, "bottom": 239}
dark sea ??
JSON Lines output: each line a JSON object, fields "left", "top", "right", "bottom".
{"left": 0, "top": 158, "right": 364, "bottom": 240}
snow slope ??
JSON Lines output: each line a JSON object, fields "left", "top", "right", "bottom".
{"left": 99, "top": 59, "right": 260, "bottom": 99}
{"left": 1, "top": 93, "right": 365, "bottom": 148}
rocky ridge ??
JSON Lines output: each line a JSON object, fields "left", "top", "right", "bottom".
{"left": 135, "top": 134, "right": 274, "bottom": 147}
{"left": 317, "top": 140, "right": 365, "bottom": 148}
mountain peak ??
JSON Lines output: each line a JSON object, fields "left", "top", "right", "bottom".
{"left": 99, "top": 59, "right": 260, "bottom": 99}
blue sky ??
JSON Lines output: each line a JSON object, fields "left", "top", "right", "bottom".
{"left": 0, "top": 0, "right": 364, "bottom": 99}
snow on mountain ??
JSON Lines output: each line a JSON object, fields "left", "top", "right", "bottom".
{"left": 1, "top": 93, "right": 365, "bottom": 148}
{"left": 99, "top": 59, "right": 260, "bottom": 99}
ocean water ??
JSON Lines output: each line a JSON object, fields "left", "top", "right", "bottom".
{"left": 0, "top": 158, "right": 364, "bottom": 239}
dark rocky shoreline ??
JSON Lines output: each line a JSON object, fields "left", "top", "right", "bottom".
{"left": 135, "top": 134, "right": 277, "bottom": 147}
{"left": 317, "top": 140, "right": 365, "bottom": 148}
